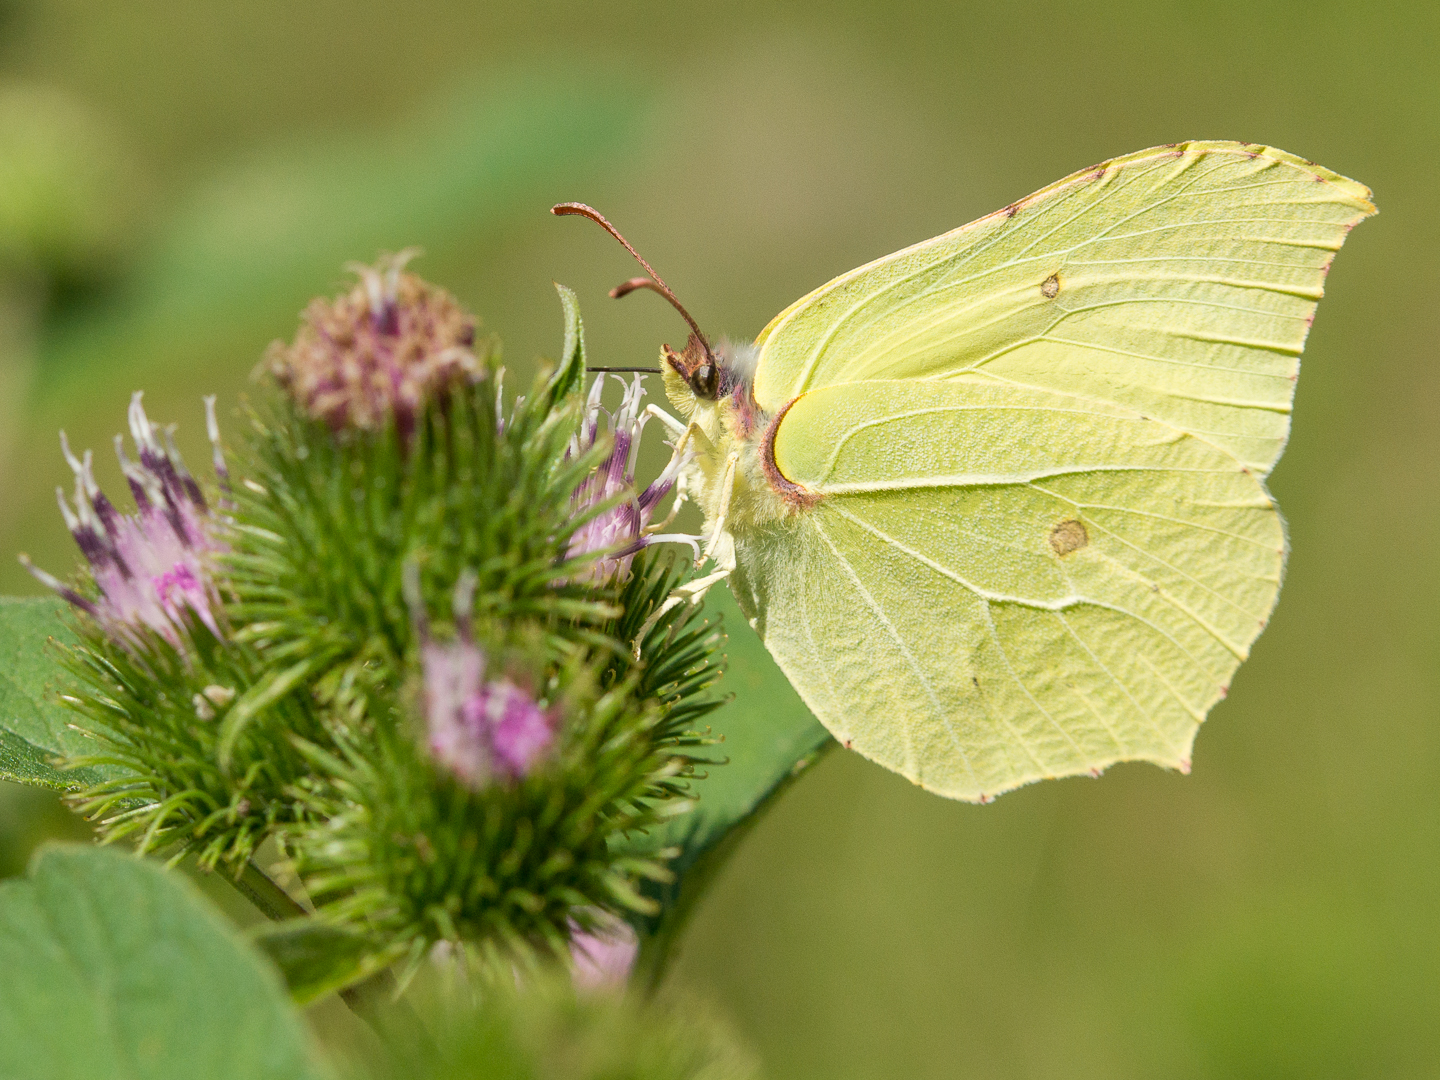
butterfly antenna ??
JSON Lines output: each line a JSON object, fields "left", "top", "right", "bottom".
{"left": 550, "top": 202, "right": 714, "bottom": 362}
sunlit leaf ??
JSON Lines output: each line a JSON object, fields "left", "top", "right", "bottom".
{"left": 0, "top": 845, "right": 321, "bottom": 1079}
{"left": 0, "top": 596, "right": 108, "bottom": 790}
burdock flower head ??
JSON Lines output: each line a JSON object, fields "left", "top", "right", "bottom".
{"left": 23, "top": 393, "right": 227, "bottom": 648}
{"left": 264, "top": 249, "right": 485, "bottom": 436}
{"left": 566, "top": 374, "right": 688, "bottom": 584}
{"left": 410, "top": 568, "right": 557, "bottom": 788}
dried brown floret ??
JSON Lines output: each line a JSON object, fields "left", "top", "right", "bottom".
{"left": 264, "top": 250, "right": 487, "bottom": 435}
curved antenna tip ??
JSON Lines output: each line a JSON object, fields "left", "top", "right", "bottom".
{"left": 550, "top": 202, "right": 713, "bottom": 364}
{"left": 610, "top": 277, "right": 662, "bottom": 300}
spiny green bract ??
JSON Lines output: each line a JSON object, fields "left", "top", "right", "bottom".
{"left": 223, "top": 357, "right": 616, "bottom": 722}
{"left": 46, "top": 269, "right": 727, "bottom": 969}
{"left": 288, "top": 555, "right": 722, "bottom": 976}
{"left": 58, "top": 613, "right": 328, "bottom": 871}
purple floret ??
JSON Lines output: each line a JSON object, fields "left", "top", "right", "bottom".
{"left": 566, "top": 374, "right": 687, "bottom": 584}
{"left": 421, "top": 635, "right": 556, "bottom": 788}
{"left": 25, "top": 393, "right": 228, "bottom": 649}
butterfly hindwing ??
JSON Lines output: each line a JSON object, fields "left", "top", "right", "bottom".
{"left": 730, "top": 378, "right": 1285, "bottom": 799}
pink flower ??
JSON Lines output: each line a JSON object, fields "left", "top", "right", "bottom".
{"left": 568, "top": 912, "right": 639, "bottom": 991}
{"left": 264, "top": 251, "right": 483, "bottom": 437}
{"left": 480, "top": 678, "right": 556, "bottom": 778}
{"left": 566, "top": 374, "right": 687, "bottom": 584}
{"left": 24, "top": 394, "right": 227, "bottom": 648}
{"left": 416, "top": 573, "right": 557, "bottom": 787}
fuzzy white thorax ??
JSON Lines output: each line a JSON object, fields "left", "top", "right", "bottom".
{"left": 716, "top": 338, "right": 761, "bottom": 389}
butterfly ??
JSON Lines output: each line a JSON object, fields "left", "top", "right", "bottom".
{"left": 556, "top": 141, "right": 1374, "bottom": 803}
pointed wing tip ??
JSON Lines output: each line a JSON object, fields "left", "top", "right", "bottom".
{"left": 1170, "top": 140, "right": 1376, "bottom": 215}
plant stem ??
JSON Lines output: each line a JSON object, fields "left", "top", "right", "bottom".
{"left": 337, "top": 969, "right": 433, "bottom": 1050}
{"left": 235, "top": 859, "right": 428, "bottom": 1044}
{"left": 235, "top": 859, "right": 308, "bottom": 921}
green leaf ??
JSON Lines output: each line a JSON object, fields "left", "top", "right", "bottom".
{"left": 0, "top": 596, "right": 109, "bottom": 790}
{"left": 251, "top": 918, "right": 391, "bottom": 1005}
{"left": 546, "top": 281, "right": 588, "bottom": 407}
{"left": 632, "top": 587, "right": 833, "bottom": 982}
{"left": 0, "top": 844, "right": 323, "bottom": 1080}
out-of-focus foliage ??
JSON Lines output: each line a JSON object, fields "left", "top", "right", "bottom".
{"left": 0, "top": 0, "right": 1435, "bottom": 1077}
{"left": 341, "top": 972, "right": 759, "bottom": 1080}
{"left": 0, "top": 82, "right": 143, "bottom": 289}
{"left": 0, "top": 783, "right": 89, "bottom": 877}
{"left": 0, "top": 845, "right": 322, "bottom": 1080}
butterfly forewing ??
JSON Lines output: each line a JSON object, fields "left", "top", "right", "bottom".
{"left": 752, "top": 141, "right": 1375, "bottom": 475}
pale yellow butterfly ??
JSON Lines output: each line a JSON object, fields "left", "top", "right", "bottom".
{"left": 558, "top": 140, "right": 1374, "bottom": 802}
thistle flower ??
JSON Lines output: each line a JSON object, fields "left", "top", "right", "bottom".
{"left": 414, "top": 571, "right": 556, "bottom": 787}
{"left": 567, "top": 374, "right": 689, "bottom": 584}
{"left": 23, "top": 393, "right": 227, "bottom": 648}
{"left": 569, "top": 912, "right": 639, "bottom": 991}
{"left": 264, "top": 249, "right": 485, "bottom": 436}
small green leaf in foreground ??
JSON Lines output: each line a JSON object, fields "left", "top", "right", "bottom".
{"left": 0, "top": 596, "right": 110, "bottom": 791}
{"left": 0, "top": 844, "right": 322, "bottom": 1080}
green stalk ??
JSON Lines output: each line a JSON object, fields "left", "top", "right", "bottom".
{"left": 235, "top": 859, "right": 308, "bottom": 921}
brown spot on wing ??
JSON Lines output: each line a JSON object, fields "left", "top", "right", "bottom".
{"left": 1041, "top": 273, "right": 1060, "bottom": 299}
{"left": 1049, "top": 519, "right": 1088, "bottom": 556}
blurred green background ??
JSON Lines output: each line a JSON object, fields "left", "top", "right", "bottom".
{"left": 0, "top": 1, "right": 1434, "bottom": 1076}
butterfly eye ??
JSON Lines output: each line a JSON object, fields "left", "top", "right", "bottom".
{"left": 690, "top": 364, "right": 719, "bottom": 400}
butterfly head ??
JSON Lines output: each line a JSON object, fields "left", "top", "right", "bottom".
{"left": 551, "top": 202, "right": 729, "bottom": 403}
{"left": 663, "top": 333, "right": 720, "bottom": 402}
{"left": 550, "top": 201, "right": 760, "bottom": 432}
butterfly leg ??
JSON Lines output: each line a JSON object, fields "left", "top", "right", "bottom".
{"left": 700, "top": 451, "right": 740, "bottom": 566}
{"left": 631, "top": 537, "right": 735, "bottom": 659}
{"left": 632, "top": 452, "right": 739, "bottom": 657}
{"left": 644, "top": 478, "right": 690, "bottom": 534}
{"left": 642, "top": 420, "right": 698, "bottom": 535}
